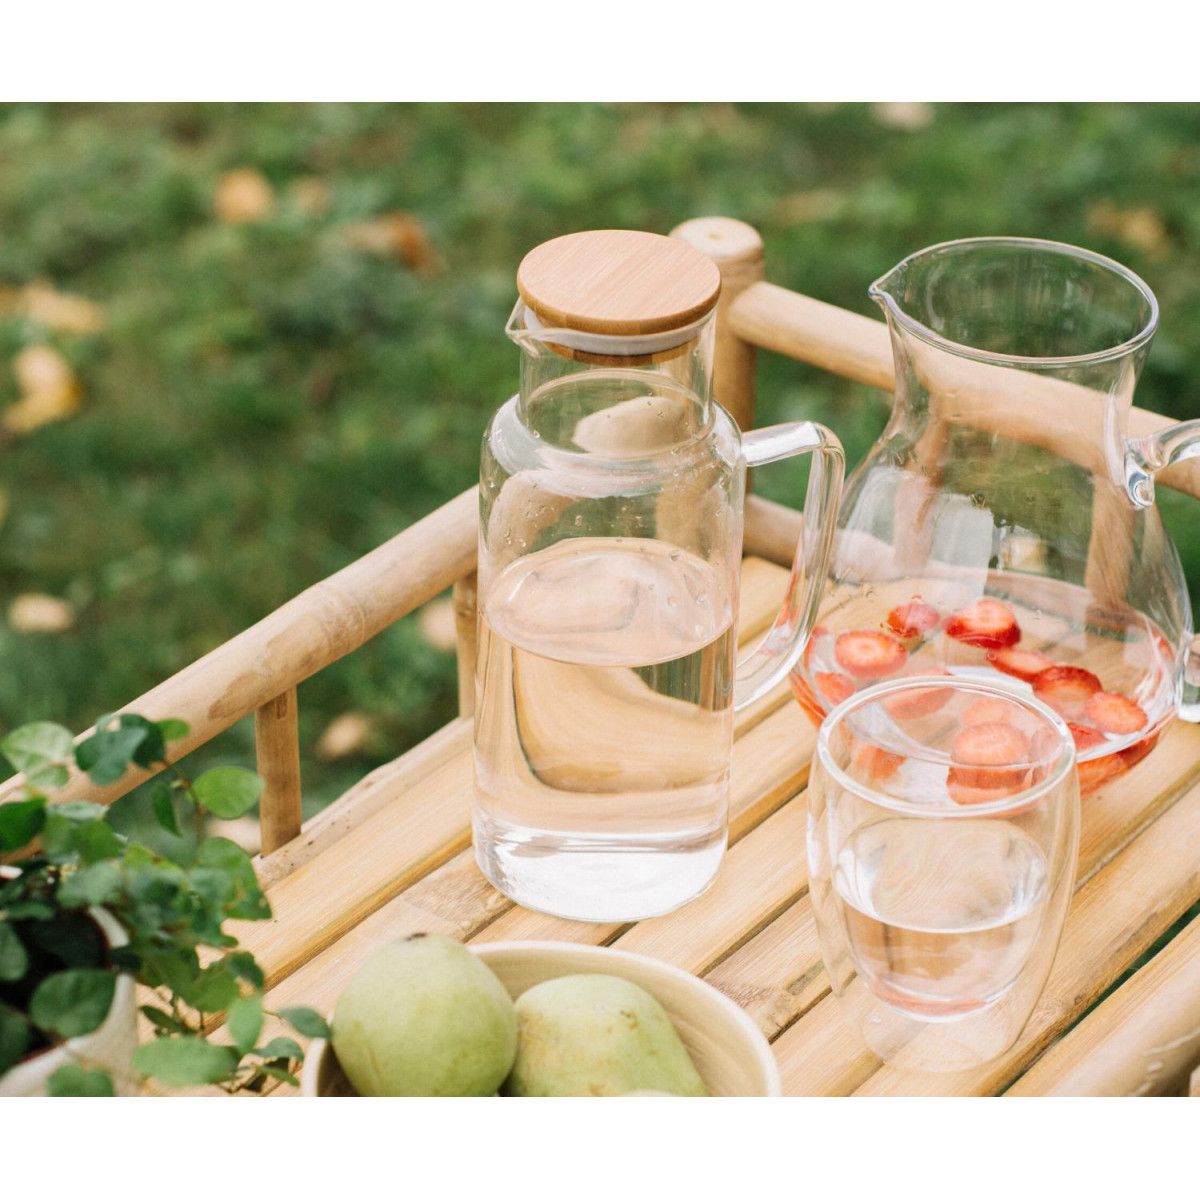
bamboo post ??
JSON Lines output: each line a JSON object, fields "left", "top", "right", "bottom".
{"left": 671, "top": 217, "right": 764, "bottom": 431}
{"left": 453, "top": 572, "right": 478, "bottom": 718}
{"left": 255, "top": 687, "right": 303, "bottom": 854}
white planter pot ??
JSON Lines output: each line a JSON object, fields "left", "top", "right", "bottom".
{"left": 0, "top": 906, "right": 139, "bottom": 1097}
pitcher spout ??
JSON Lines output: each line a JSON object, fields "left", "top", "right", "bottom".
{"left": 867, "top": 236, "right": 1157, "bottom": 367}
{"left": 867, "top": 256, "right": 912, "bottom": 329}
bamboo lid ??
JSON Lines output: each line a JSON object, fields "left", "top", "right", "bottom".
{"left": 517, "top": 229, "right": 722, "bottom": 338}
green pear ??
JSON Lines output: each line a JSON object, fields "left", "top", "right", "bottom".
{"left": 331, "top": 933, "right": 517, "bottom": 1096}
{"left": 503, "top": 974, "right": 706, "bottom": 1097}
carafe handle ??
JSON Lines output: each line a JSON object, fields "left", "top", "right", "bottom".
{"left": 1125, "top": 418, "right": 1200, "bottom": 722}
{"left": 734, "top": 422, "right": 844, "bottom": 711}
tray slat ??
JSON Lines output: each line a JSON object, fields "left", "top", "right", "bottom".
{"left": 1007, "top": 914, "right": 1200, "bottom": 1096}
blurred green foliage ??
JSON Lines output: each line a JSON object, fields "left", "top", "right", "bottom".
{"left": 0, "top": 103, "right": 1197, "bottom": 813}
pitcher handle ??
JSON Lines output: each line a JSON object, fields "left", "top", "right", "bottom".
{"left": 1125, "top": 418, "right": 1200, "bottom": 721}
{"left": 733, "top": 422, "right": 844, "bottom": 711}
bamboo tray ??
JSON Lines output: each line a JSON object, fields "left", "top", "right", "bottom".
{"left": 5, "top": 217, "right": 1199, "bottom": 1096}
{"left": 241, "top": 550, "right": 1200, "bottom": 1097}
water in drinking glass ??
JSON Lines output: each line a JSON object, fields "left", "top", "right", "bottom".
{"left": 807, "top": 674, "right": 1079, "bottom": 1070}
{"left": 473, "top": 536, "right": 735, "bottom": 921}
{"left": 834, "top": 817, "right": 1050, "bottom": 1019}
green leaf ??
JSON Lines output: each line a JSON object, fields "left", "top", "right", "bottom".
{"left": 0, "top": 924, "right": 29, "bottom": 982}
{"left": 188, "top": 867, "right": 234, "bottom": 909}
{"left": 279, "top": 1006, "right": 331, "bottom": 1040}
{"left": 150, "top": 783, "right": 181, "bottom": 837}
{"left": 40, "top": 813, "right": 76, "bottom": 858}
{"left": 25, "top": 763, "right": 69, "bottom": 790}
{"left": 180, "top": 963, "right": 240, "bottom": 1013}
{"left": 1, "top": 722, "right": 74, "bottom": 775}
{"left": 75, "top": 723, "right": 147, "bottom": 786}
{"left": 29, "top": 968, "right": 116, "bottom": 1039}
{"left": 51, "top": 816, "right": 123, "bottom": 864}
{"left": 54, "top": 801, "right": 107, "bottom": 823}
{"left": 193, "top": 837, "right": 270, "bottom": 921}
{"left": 0, "top": 1005, "right": 32, "bottom": 1074}
{"left": 124, "top": 861, "right": 186, "bottom": 925}
{"left": 255, "top": 1064, "right": 300, "bottom": 1087}
{"left": 47, "top": 1064, "right": 115, "bottom": 1096}
{"left": 139, "top": 1005, "right": 190, "bottom": 1035}
{"left": 0, "top": 796, "right": 47, "bottom": 852}
{"left": 191, "top": 767, "right": 263, "bottom": 819}
{"left": 76, "top": 821, "right": 123, "bottom": 864}
{"left": 57, "top": 861, "right": 123, "bottom": 908}
{"left": 156, "top": 719, "right": 190, "bottom": 742}
{"left": 119, "top": 714, "right": 165, "bottom": 768}
{"left": 225, "top": 951, "right": 264, "bottom": 990}
{"left": 256, "top": 1036, "right": 304, "bottom": 1061}
{"left": 2, "top": 899, "right": 54, "bottom": 920}
{"left": 139, "top": 950, "right": 200, "bottom": 999}
{"left": 228, "top": 995, "right": 264, "bottom": 1056}
{"left": 132, "top": 1036, "right": 237, "bottom": 1086}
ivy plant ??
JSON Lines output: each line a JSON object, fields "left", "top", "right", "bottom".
{"left": 0, "top": 714, "right": 328, "bottom": 1095}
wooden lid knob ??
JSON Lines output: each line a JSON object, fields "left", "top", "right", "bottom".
{"left": 517, "top": 229, "right": 721, "bottom": 338}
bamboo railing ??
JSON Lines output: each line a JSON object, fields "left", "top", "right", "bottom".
{"left": 3, "top": 215, "right": 1198, "bottom": 869}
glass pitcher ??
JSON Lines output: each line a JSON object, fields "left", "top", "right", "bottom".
{"left": 791, "top": 237, "right": 1200, "bottom": 796}
{"left": 474, "top": 229, "right": 844, "bottom": 922}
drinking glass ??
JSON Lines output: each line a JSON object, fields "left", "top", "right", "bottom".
{"left": 806, "top": 676, "right": 1080, "bottom": 1072}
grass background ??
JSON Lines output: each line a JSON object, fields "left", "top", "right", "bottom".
{"left": 1, "top": 102, "right": 1198, "bottom": 827}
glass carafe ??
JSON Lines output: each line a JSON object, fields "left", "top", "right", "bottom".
{"left": 792, "top": 237, "right": 1200, "bottom": 796}
{"left": 474, "top": 230, "right": 844, "bottom": 922}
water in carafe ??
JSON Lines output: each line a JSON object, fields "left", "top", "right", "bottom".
{"left": 474, "top": 536, "right": 735, "bottom": 922}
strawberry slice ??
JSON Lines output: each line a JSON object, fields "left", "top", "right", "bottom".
{"left": 803, "top": 625, "right": 829, "bottom": 669}
{"left": 948, "top": 770, "right": 1029, "bottom": 807}
{"left": 950, "top": 721, "right": 1032, "bottom": 790}
{"left": 882, "top": 669, "right": 953, "bottom": 719}
{"left": 945, "top": 598, "right": 1021, "bottom": 650}
{"left": 986, "top": 646, "right": 1054, "bottom": 683}
{"left": 788, "top": 673, "right": 826, "bottom": 728}
{"left": 1120, "top": 730, "right": 1160, "bottom": 769}
{"left": 1084, "top": 691, "right": 1148, "bottom": 735}
{"left": 1077, "top": 753, "right": 1128, "bottom": 796}
{"left": 885, "top": 600, "right": 940, "bottom": 641}
{"left": 962, "top": 696, "right": 1024, "bottom": 727}
{"left": 1025, "top": 724, "right": 1066, "bottom": 783}
{"left": 1032, "top": 665, "right": 1103, "bottom": 719}
{"left": 853, "top": 743, "right": 905, "bottom": 782}
{"left": 834, "top": 630, "right": 908, "bottom": 680}
{"left": 952, "top": 721, "right": 1031, "bottom": 767}
{"left": 813, "top": 671, "right": 855, "bottom": 707}
{"left": 1067, "top": 723, "right": 1106, "bottom": 753}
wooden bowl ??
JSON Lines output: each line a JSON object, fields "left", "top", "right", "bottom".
{"left": 301, "top": 940, "right": 781, "bottom": 1097}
